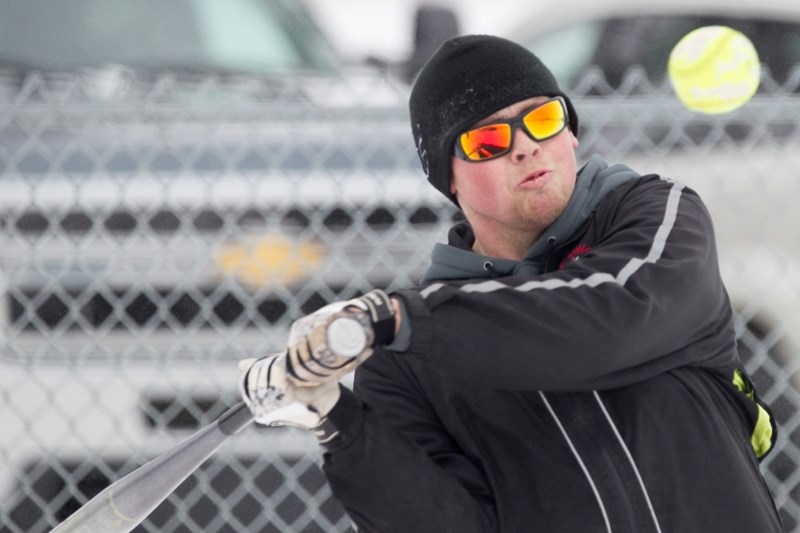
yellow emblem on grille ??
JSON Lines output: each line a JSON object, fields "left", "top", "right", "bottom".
{"left": 216, "top": 234, "right": 326, "bottom": 288}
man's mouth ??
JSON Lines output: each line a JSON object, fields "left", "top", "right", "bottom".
{"left": 519, "top": 169, "right": 550, "bottom": 187}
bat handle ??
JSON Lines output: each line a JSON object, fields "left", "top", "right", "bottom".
{"left": 217, "top": 401, "right": 254, "bottom": 435}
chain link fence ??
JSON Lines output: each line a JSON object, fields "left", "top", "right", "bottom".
{"left": 1, "top": 67, "right": 799, "bottom": 532}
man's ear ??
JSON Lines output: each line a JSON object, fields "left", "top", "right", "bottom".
{"left": 449, "top": 161, "right": 458, "bottom": 196}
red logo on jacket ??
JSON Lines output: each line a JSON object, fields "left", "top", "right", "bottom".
{"left": 559, "top": 244, "right": 592, "bottom": 269}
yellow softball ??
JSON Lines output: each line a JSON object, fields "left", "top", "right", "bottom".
{"left": 667, "top": 26, "right": 761, "bottom": 114}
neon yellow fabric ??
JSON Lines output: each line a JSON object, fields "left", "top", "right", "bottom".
{"left": 733, "top": 369, "right": 774, "bottom": 459}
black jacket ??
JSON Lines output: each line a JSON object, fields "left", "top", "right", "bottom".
{"left": 321, "top": 156, "right": 782, "bottom": 532}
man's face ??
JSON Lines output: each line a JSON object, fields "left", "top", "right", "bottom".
{"left": 450, "top": 96, "right": 579, "bottom": 247}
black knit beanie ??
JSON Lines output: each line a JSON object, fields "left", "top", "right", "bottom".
{"left": 409, "top": 34, "right": 579, "bottom": 205}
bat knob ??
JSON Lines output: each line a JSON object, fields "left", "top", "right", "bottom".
{"left": 326, "top": 316, "right": 368, "bottom": 357}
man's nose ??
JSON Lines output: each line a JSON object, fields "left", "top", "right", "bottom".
{"left": 510, "top": 126, "right": 541, "bottom": 161}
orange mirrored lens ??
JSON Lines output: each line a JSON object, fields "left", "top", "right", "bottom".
{"left": 523, "top": 99, "right": 566, "bottom": 140}
{"left": 458, "top": 124, "right": 512, "bottom": 161}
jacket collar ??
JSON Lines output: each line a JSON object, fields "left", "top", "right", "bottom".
{"left": 422, "top": 154, "right": 640, "bottom": 282}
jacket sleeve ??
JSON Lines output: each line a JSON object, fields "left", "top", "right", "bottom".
{"left": 321, "top": 354, "right": 497, "bottom": 533}
{"left": 393, "top": 176, "right": 737, "bottom": 391}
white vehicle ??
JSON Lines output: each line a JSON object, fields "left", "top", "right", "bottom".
{"left": 0, "top": 1, "right": 454, "bottom": 531}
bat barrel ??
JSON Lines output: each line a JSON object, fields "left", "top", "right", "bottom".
{"left": 50, "top": 402, "right": 253, "bottom": 533}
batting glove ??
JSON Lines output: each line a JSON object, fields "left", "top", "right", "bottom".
{"left": 238, "top": 354, "right": 340, "bottom": 434}
{"left": 285, "top": 289, "right": 395, "bottom": 386}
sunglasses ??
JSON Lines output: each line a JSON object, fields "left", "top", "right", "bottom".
{"left": 454, "top": 97, "right": 569, "bottom": 162}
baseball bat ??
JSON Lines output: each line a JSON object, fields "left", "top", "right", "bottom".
{"left": 50, "top": 312, "right": 375, "bottom": 532}
{"left": 50, "top": 401, "right": 254, "bottom": 533}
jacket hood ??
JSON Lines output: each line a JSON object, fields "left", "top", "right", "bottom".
{"left": 422, "top": 154, "right": 640, "bottom": 282}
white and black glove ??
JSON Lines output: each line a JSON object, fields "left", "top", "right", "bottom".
{"left": 285, "top": 289, "right": 396, "bottom": 386}
{"left": 238, "top": 354, "right": 340, "bottom": 439}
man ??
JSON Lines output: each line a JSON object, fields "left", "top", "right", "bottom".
{"left": 240, "top": 35, "right": 783, "bottom": 532}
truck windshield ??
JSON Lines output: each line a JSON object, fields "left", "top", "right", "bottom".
{"left": 0, "top": 0, "right": 340, "bottom": 74}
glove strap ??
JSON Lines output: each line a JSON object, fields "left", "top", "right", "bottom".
{"left": 357, "top": 289, "right": 395, "bottom": 346}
